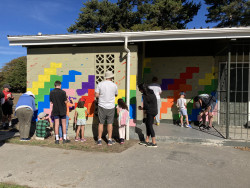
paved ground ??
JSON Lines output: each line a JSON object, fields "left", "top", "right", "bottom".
{"left": 0, "top": 142, "right": 249, "bottom": 188}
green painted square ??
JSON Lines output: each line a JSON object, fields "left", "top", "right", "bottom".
{"left": 38, "top": 88, "right": 50, "bottom": 96}
{"left": 50, "top": 75, "right": 62, "bottom": 82}
{"left": 35, "top": 95, "right": 44, "bottom": 103}
{"left": 187, "top": 103, "right": 193, "bottom": 114}
{"left": 173, "top": 114, "right": 180, "bottom": 120}
{"left": 211, "top": 79, "right": 218, "bottom": 90}
{"left": 122, "top": 97, "right": 126, "bottom": 102}
{"left": 44, "top": 82, "right": 54, "bottom": 89}
{"left": 130, "top": 90, "right": 136, "bottom": 104}
{"left": 144, "top": 68, "right": 151, "bottom": 73}
{"left": 130, "top": 90, "right": 136, "bottom": 97}
{"left": 204, "top": 85, "right": 213, "bottom": 93}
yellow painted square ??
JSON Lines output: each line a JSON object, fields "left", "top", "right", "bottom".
{"left": 130, "top": 75, "right": 136, "bottom": 90}
{"left": 32, "top": 81, "right": 44, "bottom": 88}
{"left": 27, "top": 88, "right": 38, "bottom": 95}
{"left": 50, "top": 62, "right": 62, "bottom": 68}
{"left": 38, "top": 75, "right": 50, "bottom": 82}
{"left": 115, "top": 89, "right": 126, "bottom": 104}
{"left": 44, "top": 68, "right": 57, "bottom": 75}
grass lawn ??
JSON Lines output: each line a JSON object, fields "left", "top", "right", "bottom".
{"left": 5, "top": 136, "right": 138, "bottom": 153}
{"left": 0, "top": 182, "right": 29, "bottom": 188}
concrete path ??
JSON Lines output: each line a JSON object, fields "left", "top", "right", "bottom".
{"left": 0, "top": 142, "right": 249, "bottom": 188}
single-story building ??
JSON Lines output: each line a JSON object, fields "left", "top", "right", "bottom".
{"left": 8, "top": 27, "right": 250, "bottom": 140}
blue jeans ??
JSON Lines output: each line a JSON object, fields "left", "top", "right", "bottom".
{"left": 59, "top": 115, "right": 69, "bottom": 138}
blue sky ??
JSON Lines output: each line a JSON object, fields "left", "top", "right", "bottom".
{"left": 0, "top": 0, "right": 216, "bottom": 68}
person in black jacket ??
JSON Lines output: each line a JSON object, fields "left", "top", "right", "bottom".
{"left": 138, "top": 83, "right": 158, "bottom": 147}
{"left": 194, "top": 94, "right": 216, "bottom": 128}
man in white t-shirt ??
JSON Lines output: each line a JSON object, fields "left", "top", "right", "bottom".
{"left": 148, "top": 77, "right": 162, "bottom": 126}
{"left": 95, "top": 71, "right": 118, "bottom": 146}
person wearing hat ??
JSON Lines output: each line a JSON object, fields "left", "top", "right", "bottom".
{"left": 15, "top": 91, "right": 37, "bottom": 141}
{"left": 176, "top": 91, "right": 191, "bottom": 128}
{"left": 2, "top": 83, "right": 14, "bottom": 128}
{"left": 95, "top": 71, "right": 118, "bottom": 146}
{"left": 193, "top": 94, "right": 216, "bottom": 129}
{"left": 36, "top": 112, "right": 53, "bottom": 140}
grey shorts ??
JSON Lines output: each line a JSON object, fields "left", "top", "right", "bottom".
{"left": 98, "top": 106, "right": 115, "bottom": 124}
{"left": 209, "top": 101, "right": 216, "bottom": 112}
{"left": 180, "top": 108, "right": 188, "bottom": 116}
{"left": 77, "top": 119, "right": 86, "bottom": 125}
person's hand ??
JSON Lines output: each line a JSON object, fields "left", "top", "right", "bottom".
{"left": 7, "top": 94, "right": 11, "bottom": 98}
{"left": 138, "top": 106, "right": 143, "bottom": 110}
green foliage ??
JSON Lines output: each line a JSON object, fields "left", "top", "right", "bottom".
{"left": 68, "top": 0, "right": 201, "bottom": 33}
{"left": 205, "top": 0, "right": 250, "bottom": 27}
{"left": 0, "top": 56, "right": 27, "bottom": 93}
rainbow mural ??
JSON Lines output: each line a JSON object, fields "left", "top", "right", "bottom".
{"left": 27, "top": 62, "right": 137, "bottom": 126}
{"left": 143, "top": 58, "right": 218, "bottom": 121}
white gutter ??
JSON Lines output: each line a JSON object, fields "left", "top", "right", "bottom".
{"left": 7, "top": 27, "right": 250, "bottom": 46}
{"left": 124, "top": 36, "right": 131, "bottom": 140}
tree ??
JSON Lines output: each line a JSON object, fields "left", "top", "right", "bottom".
{"left": 205, "top": 0, "right": 250, "bottom": 27}
{"left": 68, "top": 0, "right": 201, "bottom": 33}
{"left": 0, "top": 56, "right": 27, "bottom": 93}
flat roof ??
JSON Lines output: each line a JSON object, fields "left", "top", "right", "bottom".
{"left": 7, "top": 27, "right": 250, "bottom": 46}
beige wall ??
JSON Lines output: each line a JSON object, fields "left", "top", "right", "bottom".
{"left": 141, "top": 56, "right": 219, "bottom": 122}
{"left": 27, "top": 45, "right": 138, "bottom": 126}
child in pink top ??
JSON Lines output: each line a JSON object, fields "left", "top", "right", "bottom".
{"left": 116, "top": 98, "right": 129, "bottom": 144}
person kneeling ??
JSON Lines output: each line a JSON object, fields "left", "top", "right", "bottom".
{"left": 36, "top": 112, "right": 53, "bottom": 140}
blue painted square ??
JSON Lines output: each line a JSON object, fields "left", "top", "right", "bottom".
{"left": 129, "top": 104, "right": 136, "bottom": 119}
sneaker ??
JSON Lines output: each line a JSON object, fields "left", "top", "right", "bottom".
{"left": 108, "top": 139, "right": 113, "bottom": 146}
{"left": 63, "top": 139, "right": 70, "bottom": 144}
{"left": 147, "top": 143, "right": 158, "bottom": 148}
{"left": 139, "top": 141, "right": 149, "bottom": 146}
{"left": 55, "top": 140, "right": 59, "bottom": 144}
{"left": 180, "top": 124, "right": 184, "bottom": 128}
{"left": 20, "top": 138, "right": 30, "bottom": 141}
{"left": 97, "top": 139, "right": 102, "bottom": 145}
{"left": 120, "top": 138, "right": 124, "bottom": 144}
{"left": 75, "top": 137, "right": 80, "bottom": 142}
{"left": 9, "top": 121, "right": 12, "bottom": 127}
{"left": 80, "top": 138, "right": 86, "bottom": 142}
{"left": 186, "top": 124, "right": 192, "bottom": 128}
{"left": 156, "top": 123, "right": 160, "bottom": 126}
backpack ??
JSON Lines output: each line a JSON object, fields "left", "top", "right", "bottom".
{"left": 118, "top": 109, "right": 129, "bottom": 127}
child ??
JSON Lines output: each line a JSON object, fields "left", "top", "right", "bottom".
{"left": 117, "top": 98, "right": 129, "bottom": 144}
{"left": 59, "top": 96, "right": 74, "bottom": 140}
{"left": 74, "top": 100, "right": 89, "bottom": 142}
{"left": 36, "top": 112, "right": 53, "bottom": 140}
{"left": 176, "top": 92, "right": 192, "bottom": 128}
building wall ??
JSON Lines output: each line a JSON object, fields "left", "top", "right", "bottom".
{"left": 26, "top": 46, "right": 138, "bottom": 126}
{"left": 142, "top": 56, "right": 219, "bottom": 122}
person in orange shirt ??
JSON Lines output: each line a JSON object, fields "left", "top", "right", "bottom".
{"left": 59, "top": 96, "right": 74, "bottom": 140}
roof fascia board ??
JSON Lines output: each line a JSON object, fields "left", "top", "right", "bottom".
{"left": 7, "top": 27, "right": 250, "bottom": 46}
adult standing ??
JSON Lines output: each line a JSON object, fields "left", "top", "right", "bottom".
{"left": 138, "top": 83, "right": 158, "bottom": 147}
{"left": 2, "top": 84, "right": 14, "bottom": 127}
{"left": 15, "top": 91, "right": 37, "bottom": 141}
{"left": 50, "top": 81, "right": 70, "bottom": 144}
{"left": 193, "top": 94, "right": 216, "bottom": 128}
{"left": 0, "top": 90, "right": 5, "bottom": 128}
{"left": 148, "top": 77, "right": 162, "bottom": 126}
{"left": 95, "top": 71, "right": 118, "bottom": 146}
